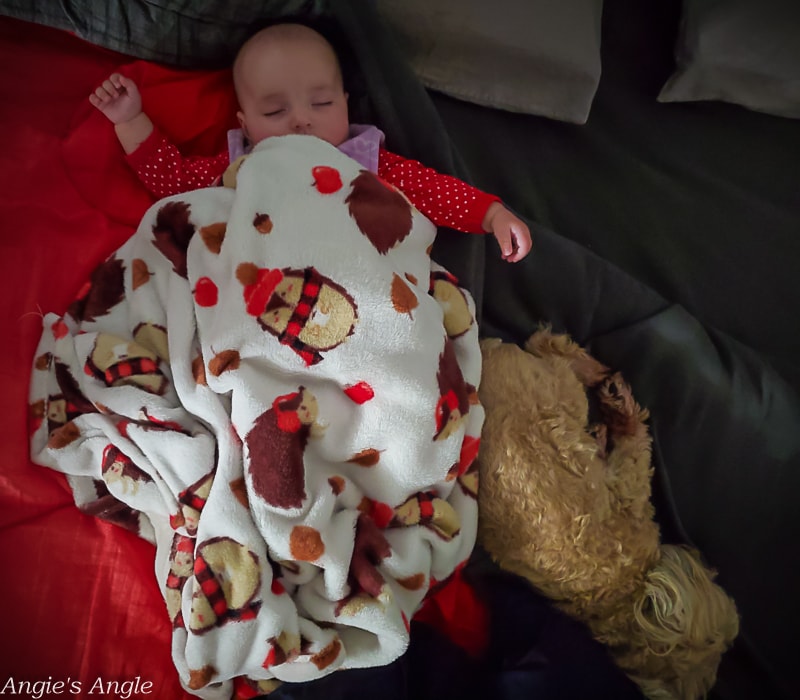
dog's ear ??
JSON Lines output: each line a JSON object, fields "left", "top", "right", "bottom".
{"left": 597, "top": 372, "right": 650, "bottom": 437}
{"left": 628, "top": 545, "right": 739, "bottom": 699}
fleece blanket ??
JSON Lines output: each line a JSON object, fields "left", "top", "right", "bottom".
{"left": 28, "top": 135, "right": 483, "bottom": 698}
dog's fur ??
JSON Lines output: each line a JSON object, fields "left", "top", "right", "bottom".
{"left": 477, "top": 329, "right": 739, "bottom": 700}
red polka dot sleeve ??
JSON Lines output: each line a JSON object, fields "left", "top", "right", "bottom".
{"left": 125, "top": 126, "right": 230, "bottom": 198}
{"left": 377, "top": 149, "right": 500, "bottom": 234}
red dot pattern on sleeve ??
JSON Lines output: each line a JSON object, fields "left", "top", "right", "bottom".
{"left": 377, "top": 149, "right": 500, "bottom": 234}
{"left": 126, "top": 127, "right": 230, "bottom": 199}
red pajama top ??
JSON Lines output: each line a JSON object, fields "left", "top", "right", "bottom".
{"left": 126, "top": 128, "right": 500, "bottom": 234}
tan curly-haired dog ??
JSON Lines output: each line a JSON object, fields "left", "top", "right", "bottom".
{"left": 477, "top": 329, "right": 739, "bottom": 700}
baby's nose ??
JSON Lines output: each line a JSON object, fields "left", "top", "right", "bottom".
{"left": 291, "top": 109, "right": 312, "bottom": 132}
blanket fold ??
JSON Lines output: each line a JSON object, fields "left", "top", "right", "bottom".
{"left": 29, "top": 135, "right": 483, "bottom": 698}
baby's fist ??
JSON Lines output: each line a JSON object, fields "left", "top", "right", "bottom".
{"left": 482, "top": 202, "right": 532, "bottom": 262}
{"left": 89, "top": 73, "right": 142, "bottom": 125}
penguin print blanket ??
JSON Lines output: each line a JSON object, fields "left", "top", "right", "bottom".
{"left": 28, "top": 135, "right": 483, "bottom": 698}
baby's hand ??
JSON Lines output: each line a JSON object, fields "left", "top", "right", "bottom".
{"left": 483, "top": 202, "right": 532, "bottom": 262}
{"left": 89, "top": 73, "right": 142, "bottom": 124}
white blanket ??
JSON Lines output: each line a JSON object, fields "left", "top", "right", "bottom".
{"left": 29, "top": 135, "right": 483, "bottom": 698}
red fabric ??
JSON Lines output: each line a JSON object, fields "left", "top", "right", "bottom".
{"left": 413, "top": 566, "right": 489, "bottom": 659}
{"left": 0, "top": 17, "right": 489, "bottom": 695}
{"left": 0, "top": 18, "right": 236, "bottom": 698}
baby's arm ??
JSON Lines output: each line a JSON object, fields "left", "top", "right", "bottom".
{"left": 378, "top": 150, "right": 531, "bottom": 262}
{"left": 89, "top": 73, "right": 229, "bottom": 197}
{"left": 89, "top": 73, "right": 154, "bottom": 154}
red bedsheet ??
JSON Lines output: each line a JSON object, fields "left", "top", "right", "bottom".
{"left": 0, "top": 17, "right": 235, "bottom": 699}
{"left": 0, "top": 17, "right": 485, "bottom": 697}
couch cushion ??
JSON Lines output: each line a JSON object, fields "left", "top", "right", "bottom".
{"left": 376, "top": 0, "right": 603, "bottom": 124}
{"left": 658, "top": 0, "right": 800, "bottom": 119}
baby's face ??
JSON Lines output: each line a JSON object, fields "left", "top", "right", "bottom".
{"left": 236, "top": 33, "right": 350, "bottom": 148}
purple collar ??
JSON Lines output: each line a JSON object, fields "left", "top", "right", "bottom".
{"left": 227, "top": 124, "right": 385, "bottom": 173}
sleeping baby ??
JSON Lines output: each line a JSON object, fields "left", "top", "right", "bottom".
{"left": 90, "top": 21, "right": 532, "bottom": 262}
